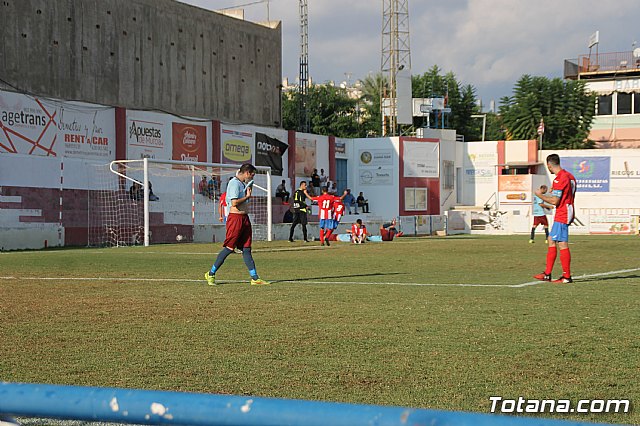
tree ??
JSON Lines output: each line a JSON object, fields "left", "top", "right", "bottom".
{"left": 282, "top": 84, "right": 366, "bottom": 137}
{"left": 499, "top": 75, "right": 596, "bottom": 149}
{"left": 358, "top": 73, "right": 386, "bottom": 137}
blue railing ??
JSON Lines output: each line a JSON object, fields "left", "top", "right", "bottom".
{"left": 0, "top": 382, "right": 605, "bottom": 426}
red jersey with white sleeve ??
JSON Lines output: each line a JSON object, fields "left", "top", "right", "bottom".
{"left": 351, "top": 224, "right": 365, "bottom": 238}
{"left": 309, "top": 193, "right": 335, "bottom": 220}
{"left": 332, "top": 196, "right": 345, "bottom": 221}
{"left": 551, "top": 168, "right": 577, "bottom": 224}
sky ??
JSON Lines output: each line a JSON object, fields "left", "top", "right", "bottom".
{"left": 180, "top": 0, "right": 639, "bottom": 111}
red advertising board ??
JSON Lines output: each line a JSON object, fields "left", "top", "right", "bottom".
{"left": 172, "top": 123, "right": 207, "bottom": 164}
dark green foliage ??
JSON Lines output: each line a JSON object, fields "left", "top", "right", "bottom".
{"left": 499, "top": 75, "right": 596, "bottom": 149}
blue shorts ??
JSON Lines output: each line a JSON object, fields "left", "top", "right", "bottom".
{"left": 330, "top": 219, "right": 340, "bottom": 230}
{"left": 550, "top": 222, "right": 569, "bottom": 242}
{"left": 319, "top": 219, "right": 332, "bottom": 229}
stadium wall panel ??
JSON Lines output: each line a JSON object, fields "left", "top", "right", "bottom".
{"left": 0, "top": 0, "right": 282, "bottom": 127}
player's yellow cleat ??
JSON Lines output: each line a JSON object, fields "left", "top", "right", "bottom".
{"left": 250, "top": 278, "right": 271, "bottom": 286}
{"left": 204, "top": 271, "right": 216, "bottom": 286}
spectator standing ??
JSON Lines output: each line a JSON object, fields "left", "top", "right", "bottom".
{"left": 311, "top": 169, "right": 321, "bottom": 195}
{"left": 356, "top": 191, "right": 369, "bottom": 213}
{"left": 320, "top": 168, "right": 328, "bottom": 189}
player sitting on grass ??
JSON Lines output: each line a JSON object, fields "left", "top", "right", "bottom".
{"left": 380, "top": 218, "right": 403, "bottom": 241}
{"left": 349, "top": 218, "right": 368, "bottom": 244}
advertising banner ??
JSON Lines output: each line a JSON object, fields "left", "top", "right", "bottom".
{"left": 295, "top": 137, "right": 316, "bottom": 176}
{"left": 255, "top": 132, "right": 288, "bottom": 176}
{"left": 359, "top": 149, "right": 393, "bottom": 166}
{"left": 221, "top": 126, "right": 253, "bottom": 165}
{"left": 589, "top": 214, "right": 632, "bottom": 234}
{"left": 127, "top": 111, "right": 169, "bottom": 160}
{"left": 562, "top": 156, "right": 610, "bottom": 192}
{"left": 359, "top": 168, "right": 393, "bottom": 186}
{"left": 172, "top": 123, "right": 207, "bottom": 164}
{"left": 498, "top": 175, "right": 532, "bottom": 204}
{"left": 464, "top": 146, "right": 497, "bottom": 184}
{"left": 0, "top": 90, "right": 115, "bottom": 160}
{"left": 403, "top": 141, "right": 439, "bottom": 178}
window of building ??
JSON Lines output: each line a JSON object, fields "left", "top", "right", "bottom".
{"left": 634, "top": 92, "right": 640, "bottom": 114}
{"left": 617, "top": 92, "right": 632, "bottom": 115}
{"left": 405, "top": 187, "right": 427, "bottom": 211}
{"left": 443, "top": 160, "right": 454, "bottom": 190}
{"left": 597, "top": 94, "right": 612, "bottom": 115}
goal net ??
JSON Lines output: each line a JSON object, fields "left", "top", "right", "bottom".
{"left": 88, "top": 159, "right": 272, "bottom": 247}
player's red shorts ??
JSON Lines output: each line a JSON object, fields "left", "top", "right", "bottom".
{"left": 223, "top": 213, "right": 252, "bottom": 249}
{"left": 533, "top": 215, "right": 549, "bottom": 227}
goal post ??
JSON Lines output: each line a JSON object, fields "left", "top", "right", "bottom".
{"left": 90, "top": 158, "right": 272, "bottom": 247}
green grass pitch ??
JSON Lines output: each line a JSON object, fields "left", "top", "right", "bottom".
{"left": 1, "top": 235, "right": 638, "bottom": 424}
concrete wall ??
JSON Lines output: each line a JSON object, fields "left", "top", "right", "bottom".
{"left": 0, "top": 0, "right": 282, "bottom": 127}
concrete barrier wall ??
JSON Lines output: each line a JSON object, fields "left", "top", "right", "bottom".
{"left": 0, "top": 0, "right": 282, "bottom": 127}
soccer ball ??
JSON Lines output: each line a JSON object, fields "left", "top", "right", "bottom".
{"left": 176, "top": 234, "right": 183, "bottom": 242}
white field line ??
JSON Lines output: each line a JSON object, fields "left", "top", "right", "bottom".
{"left": 512, "top": 267, "right": 640, "bottom": 288}
{"left": 1, "top": 267, "right": 638, "bottom": 288}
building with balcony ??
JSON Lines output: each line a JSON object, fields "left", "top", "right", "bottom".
{"left": 565, "top": 49, "right": 640, "bottom": 148}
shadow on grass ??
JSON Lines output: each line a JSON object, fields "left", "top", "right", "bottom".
{"left": 270, "top": 271, "right": 405, "bottom": 284}
{"left": 578, "top": 274, "right": 640, "bottom": 283}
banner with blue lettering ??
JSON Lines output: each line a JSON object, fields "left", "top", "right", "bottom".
{"left": 561, "top": 156, "right": 610, "bottom": 192}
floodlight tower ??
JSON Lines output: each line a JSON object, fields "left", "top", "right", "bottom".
{"left": 381, "top": 0, "right": 412, "bottom": 136}
{"left": 298, "top": 0, "right": 310, "bottom": 133}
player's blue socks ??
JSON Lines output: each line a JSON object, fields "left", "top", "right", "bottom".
{"left": 242, "top": 248, "right": 258, "bottom": 279}
{"left": 210, "top": 247, "right": 234, "bottom": 274}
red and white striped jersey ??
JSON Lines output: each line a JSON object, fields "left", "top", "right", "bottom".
{"left": 351, "top": 224, "right": 366, "bottom": 238}
{"left": 310, "top": 193, "right": 335, "bottom": 220}
{"left": 333, "top": 196, "right": 345, "bottom": 221}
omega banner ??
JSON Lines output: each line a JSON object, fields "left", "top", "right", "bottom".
{"left": 221, "top": 126, "right": 253, "bottom": 165}
{"left": 255, "top": 132, "right": 288, "bottom": 176}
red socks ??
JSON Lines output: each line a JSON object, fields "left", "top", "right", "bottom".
{"left": 559, "top": 248, "right": 571, "bottom": 278}
{"left": 545, "top": 246, "right": 571, "bottom": 278}
{"left": 319, "top": 229, "right": 325, "bottom": 243}
{"left": 545, "top": 246, "right": 557, "bottom": 275}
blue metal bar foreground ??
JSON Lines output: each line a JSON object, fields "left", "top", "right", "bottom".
{"left": 0, "top": 382, "right": 604, "bottom": 426}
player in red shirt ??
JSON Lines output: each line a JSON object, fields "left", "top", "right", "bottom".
{"left": 533, "top": 153, "right": 577, "bottom": 284}
{"left": 324, "top": 190, "right": 348, "bottom": 242}
{"left": 306, "top": 186, "right": 336, "bottom": 246}
{"left": 218, "top": 191, "right": 228, "bottom": 223}
{"left": 350, "top": 218, "right": 368, "bottom": 244}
